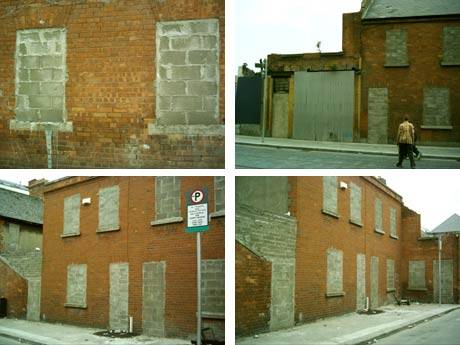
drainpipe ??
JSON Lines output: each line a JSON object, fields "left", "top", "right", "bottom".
{"left": 44, "top": 126, "right": 53, "bottom": 168}
{"left": 261, "top": 58, "right": 268, "bottom": 143}
{"left": 438, "top": 235, "right": 442, "bottom": 305}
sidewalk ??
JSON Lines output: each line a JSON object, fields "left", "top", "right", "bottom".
{"left": 0, "top": 318, "right": 189, "bottom": 345}
{"left": 236, "top": 304, "right": 460, "bottom": 345}
{"left": 236, "top": 135, "right": 460, "bottom": 160}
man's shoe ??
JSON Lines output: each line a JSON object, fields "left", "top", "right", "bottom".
{"left": 417, "top": 152, "right": 422, "bottom": 160}
{"left": 396, "top": 163, "right": 402, "bottom": 168}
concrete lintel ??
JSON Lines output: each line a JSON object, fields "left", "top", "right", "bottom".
{"left": 148, "top": 124, "right": 224, "bottom": 136}
{"left": 96, "top": 227, "right": 120, "bottom": 234}
{"left": 349, "top": 219, "right": 363, "bottom": 227}
{"left": 151, "top": 216, "right": 184, "bottom": 226}
{"left": 64, "top": 303, "right": 87, "bottom": 309}
{"left": 420, "top": 125, "right": 453, "bottom": 130}
{"left": 374, "top": 228, "right": 385, "bottom": 235}
{"left": 322, "top": 209, "right": 340, "bottom": 219}
{"left": 9, "top": 120, "right": 73, "bottom": 132}
{"left": 60, "top": 233, "right": 80, "bottom": 238}
{"left": 209, "top": 210, "right": 225, "bottom": 219}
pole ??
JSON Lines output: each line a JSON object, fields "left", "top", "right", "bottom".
{"left": 197, "top": 232, "right": 202, "bottom": 345}
{"left": 261, "top": 58, "right": 267, "bottom": 143}
{"left": 438, "top": 235, "right": 442, "bottom": 305}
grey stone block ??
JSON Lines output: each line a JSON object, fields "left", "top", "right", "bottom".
{"left": 201, "top": 35, "right": 218, "bottom": 49}
{"left": 29, "top": 96, "right": 51, "bottom": 108}
{"left": 160, "top": 23, "right": 190, "bottom": 36}
{"left": 204, "top": 96, "right": 217, "bottom": 112}
{"left": 159, "top": 37, "right": 169, "bottom": 50}
{"left": 30, "top": 69, "right": 52, "bottom": 82}
{"left": 190, "top": 20, "right": 217, "bottom": 34}
{"left": 18, "top": 82, "right": 40, "bottom": 96}
{"left": 188, "top": 50, "right": 217, "bottom": 64}
{"left": 171, "top": 66, "right": 201, "bottom": 80}
{"left": 21, "top": 56, "right": 39, "bottom": 69}
{"left": 42, "top": 109, "right": 64, "bottom": 122}
{"left": 170, "top": 36, "right": 201, "bottom": 50}
{"left": 18, "top": 69, "right": 29, "bottom": 81}
{"left": 40, "top": 55, "right": 63, "bottom": 69}
{"left": 15, "top": 109, "right": 39, "bottom": 122}
{"left": 158, "top": 81, "right": 186, "bottom": 96}
{"left": 159, "top": 51, "right": 186, "bottom": 65}
{"left": 40, "top": 82, "right": 64, "bottom": 96}
{"left": 171, "top": 96, "right": 202, "bottom": 111}
{"left": 29, "top": 42, "right": 49, "bottom": 55}
{"left": 19, "top": 43, "right": 27, "bottom": 55}
{"left": 188, "top": 111, "right": 218, "bottom": 125}
{"left": 19, "top": 32, "right": 40, "bottom": 41}
{"left": 52, "top": 69, "right": 65, "bottom": 81}
{"left": 158, "top": 96, "right": 171, "bottom": 111}
{"left": 44, "top": 30, "right": 62, "bottom": 40}
{"left": 188, "top": 81, "right": 218, "bottom": 96}
{"left": 157, "top": 111, "right": 186, "bottom": 125}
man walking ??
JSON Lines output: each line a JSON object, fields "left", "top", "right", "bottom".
{"left": 396, "top": 116, "right": 416, "bottom": 168}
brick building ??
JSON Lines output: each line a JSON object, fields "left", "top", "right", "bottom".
{"left": 236, "top": 176, "right": 460, "bottom": 337}
{"left": 263, "top": 0, "right": 460, "bottom": 146}
{"left": 0, "top": 0, "right": 225, "bottom": 168}
{"left": 0, "top": 179, "right": 43, "bottom": 320}
{"left": 40, "top": 176, "right": 225, "bottom": 340}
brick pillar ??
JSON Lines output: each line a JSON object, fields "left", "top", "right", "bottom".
{"left": 28, "top": 179, "right": 46, "bottom": 200}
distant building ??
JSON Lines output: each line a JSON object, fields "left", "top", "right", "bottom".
{"left": 0, "top": 179, "right": 44, "bottom": 320}
{"left": 236, "top": 176, "right": 460, "bottom": 337}
{"left": 264, "top": 0, "right": 460, "bottom": 145}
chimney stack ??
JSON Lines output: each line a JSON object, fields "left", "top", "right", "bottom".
{"left": 28, "top": 179, "right": 47, "bottom": 199}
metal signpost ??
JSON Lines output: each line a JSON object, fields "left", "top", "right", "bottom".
{"left": 186, "top": 188, "right": 209, "bottom": 345}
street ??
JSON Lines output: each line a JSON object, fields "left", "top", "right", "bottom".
{"left": 236, "top": 144, "right": 460, "bottom": 169}
{"left": 0, "top": 335, "right": 31, "bottom": 345}
{"left": 375, "top": 308, "right": 460, "bottom": 345}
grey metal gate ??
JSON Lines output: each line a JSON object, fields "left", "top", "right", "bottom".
{"left": 293, "top": 71, "right": 354, "bottom": 142}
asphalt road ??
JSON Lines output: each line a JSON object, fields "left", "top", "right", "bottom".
{"left": 376, "top": 308, "right": 460, "bottom": 345}
{"left": 236, "top": 144, "right": 460, "bottom": 169}
{"left": 0, "top": 335, "right": 31, "bottom": 345}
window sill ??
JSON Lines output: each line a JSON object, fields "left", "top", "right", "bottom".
{"left": 384, "top": 64, "right": 409, "bottom": 68}
{"left": 9, "top": 120, "right": 73, "bottom": 132}
{"left": 96, "top": 227, "right": 120, "bottom": 233}
{"left": 374, "top": 228, "right": 385, "bottom": 235}
{"left": 151, "top": 217, "right": 184, "bottom": 226}
{"left": 61, "top": 233, "right": 80, "bottom": 238}
{"left": 407, "top": 287, "right": 427, "bottom": 291}
{"left": 202, "top": 312, "right": 225, "bottom": 319}
{"left": 326, "top": 292, "right": 345, "bottom": 298}
{"left": 349, "top": 219, "right": 363, "bottom": 227}
{"left": 420, "top": 125, "right": 453, "bottom": 130}
{"left": 387, "top": 288, "right": 396, "bottom": 293}
{"left": 441, "top": 61, "right": 460, "bottom": 66}
{"left": 322, "top": 209, "right": 339, "bottom": 219}
{"left": 209, "top": 210, "right": 225, "bottom": 219}
{"left": 390, "top": 234, "right": 398, "bottom": 240}
{"left": 64, "top": 303, "right": 87, "bottom": 309}
{"left": 148, "top": 124, "right": 224, "bottom": 136}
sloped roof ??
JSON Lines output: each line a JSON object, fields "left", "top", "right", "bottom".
{"left": 430, "top": 214, "right": 460, "bottom": 234}
{"left": 0, "top": 188, "right": 43, "bottom": 225}
{"left": 363, "top": 0, "right": 460, "bottom": 20}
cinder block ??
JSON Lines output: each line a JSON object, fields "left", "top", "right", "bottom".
{"left": 30, "top": 69, "right": 53, "bottom": 82}
{"left": 19, "top": 32, "right": 40, "bottom": 41}
{"left": 44, "top": 30, "right": 63, "bottom": 41}
{"left": 40, "top": 82, "right": 64, "bottom": 96}
{"left": 158, "top": 96, "right": 171, "bottom": 111}
{"left": 18, "top": 82, "right": 40, "bottom": 95}
{"left": 201, "top": 35, "right": 218, "bottom": 49}
{"left": 40, "top": 55, "right": 63, "bottom": 69}
{"left": 187, "top": 81, "right": 217, "bottom": 96}
{"left": 52, "top": 69, "right": 65, "bottom": 81}
{"left": 171, "top": 96, "right": 202, "bottom": 111}
{"left": 188, "top": 111, "right": 218, "bottom": 125}
{"left": 158, "top": 81, "right": 186, "bottom": 96}
{"left": 30, "top": 42, "right": 49, "bottom": 55}
{"left": 29, "top": 96, "right": 52, "bottom": 108}
{"left": 42, "top": 109, "right": 64, "bottom": 122}
{"left": 190, "top": 21, "right": 216, "bottom": 34}
{"left": 21, "top": 56, "right": 40, "bottom": 69}
{"left": 203, "top": 96, "right": 217, "bottom": 111}
{"left": 15, "top": 109, "right": 39, "bottom": 121}
{"left": 18, "top": 69, "right": 29, "bottom": 81}
{"left": 188, "top": 50, "right": 217, "bottom": 64}
{"left": 160, "top": 23, "right": 189, "bottom": 36}
{"left": 19, "top": 43, "right": 27, "bottom": 55}
{"left": 170, "top": 36, "right": 201, "bottom": 50}
{"left": 171, "top": 66, "right": 201, "bottom": 80}
{"left": 159, "top": 51, "right": 186, "bottom": 65}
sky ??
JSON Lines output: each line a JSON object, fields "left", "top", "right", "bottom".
{"left": 235, "top": 0, "right": 362, "bottom": 74}
{"left": 381, "top": 172, "right": 460, "bottom": 231}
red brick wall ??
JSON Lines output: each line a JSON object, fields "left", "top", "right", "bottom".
{"left": 400, "top": 206, "right": 459, "bottom": 303}
{"left": 0, "top": 259, "right": 28, "bottom": 318}
{"left": 0, "top": 0, "right": 224, "bottom": 168}
{"left": 292, "top": 177, "right": 404, "bottom": 323}
{"left": 361, "top": 19, "right": 460, "bottom": 144}
{"left": 40, "top": 176, "right": 224, "bottom": 338}
{"left": 235, "top": 242, "right": 271, "bottom": 337}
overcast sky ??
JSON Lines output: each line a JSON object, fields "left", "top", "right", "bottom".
{"left": 381, "top": 172, "right": 460, "bottom": 231}
{"left": 235, "top": 0, "right": 362, "bottom": 73}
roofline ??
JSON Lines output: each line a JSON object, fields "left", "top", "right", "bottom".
{"left": 44, "top": 176, "right": 99, "bottom": 193}
{"left": 362, "top": 13, "right": 460, "bottom": 23}
{"left": 0, "top": 215, "right": 43, "bottom": 227}
{"left": 364, "top": 176, "right": 404, "bottom": 203}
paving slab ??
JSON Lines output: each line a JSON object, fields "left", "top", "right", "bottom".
{"left": 236, "top": 135, "right": 460, "bottom": 160}
{"left": 0, "top": 319, "right": 189, "bottom": 345}
{"left": 236, "top": 304, "right": 460, "bottom": 345}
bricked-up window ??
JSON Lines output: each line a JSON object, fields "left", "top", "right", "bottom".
{"left": 154, "top": 19, "right": 219, "bottom": 128}
{"left": 326, "top": 248, "right": 344, "bottom": 297}
{"left": 152, "top": 177, "right": 183, "bottom": 226}
{"left": 422, "top": 87, "right": 451, "bottom": 128}
{"left": 65, "top": 264, "right": 87, "bottom": 308}
{"left": 385, "top": 29, "right": 409, "bottom": 67}
{"left": 390, "top": 208, "right": 397, "bottom": 239}
{"left": 273, "top": 78, "right": 289, "bottom": 93}
{"left": 322, "top": 176, "right": 338, "bottom": 217}
{"left": 212, "top": 176, "right": 225, "bottom": 216}
{"left": 349, "top": 183, "right": 362, "bottom": 226}
{"left": 442, "top": 27, "right": 460, "bottom": 66}
{"left": 201, "top": 259, "right": 225, "bottom": 316}
{"left": 62, "top": 194, "right": 80, "bottom": 237}
{"left": 374, "top": 198, "right": 384, "bottom": 233}
{"left": 15, "top": 28, "right": 66, "bottom": 123}
{"left": 386, "top": 259, "right": 395, "bottom": 292}
{"left": 408, "top": 260, "right": 426, "bottom": 290}
{"left": 97, "top": 185, "right": 120, "bottom": 232}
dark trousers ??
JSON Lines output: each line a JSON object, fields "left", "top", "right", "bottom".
{"left": 413, "top": 144, "right": 419, "bottom": 156}
{"left": 397, "top": 143, "right": 415, "bottom": 167}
